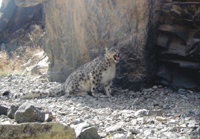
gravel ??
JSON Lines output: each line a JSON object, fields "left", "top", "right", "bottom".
{"left": 0, "top": 74, "right": 200, "bottom": 139}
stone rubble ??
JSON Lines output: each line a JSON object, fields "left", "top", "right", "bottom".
{"left": 0, "top": 75, "right": 200, "bottom": 139}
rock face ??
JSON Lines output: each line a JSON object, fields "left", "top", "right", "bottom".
{"left": 43, "top": 0, "right": 159, "bottom": 90}
{"left": 155, "top": 0, "right": 200, "bottom": 90}
{"left": 0, "top": 0, "right": 44, "bottom": 51}
{"left": 15, "top": 0, "right": 46, "bottom": 7}
{"left": 0, "top": 122, "right": 76, "bottom": 139}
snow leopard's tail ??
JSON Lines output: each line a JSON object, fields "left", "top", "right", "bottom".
{"left": 11, "top": 85, "right": 65, "bottom": 99}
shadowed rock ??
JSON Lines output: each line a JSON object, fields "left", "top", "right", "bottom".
{"left": 0, "top": 105, "right": 8, "bottom": 115}
{"left": 15, "top": 103, "right": 46, "bottom": 123}
{"left": 7, "top": 104, "right": 19, "bottom": 119}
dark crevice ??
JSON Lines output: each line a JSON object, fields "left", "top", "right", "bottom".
{"left": 154, "top": 0, "right": 200, "bottom": 90}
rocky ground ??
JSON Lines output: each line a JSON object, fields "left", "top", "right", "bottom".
{"left": 0, "top": 74, "right": 200, "bottom": 139}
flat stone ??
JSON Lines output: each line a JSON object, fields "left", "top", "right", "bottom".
{"left": 0, "top": 122, "right": 75, "bottom": 139}
{"left": 158, "top": 24, "right": 175, "bottom": 33}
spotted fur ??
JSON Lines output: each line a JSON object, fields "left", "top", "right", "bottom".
{"left": 14, "top": 46, "right": 120, "bottom": 99}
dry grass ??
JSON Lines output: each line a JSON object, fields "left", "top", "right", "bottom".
{"left": 0, "top": 47, "right": 42, "bottom": 76}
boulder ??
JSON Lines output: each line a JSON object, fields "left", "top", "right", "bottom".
{"left": 43, "top": 0, "right": 160, "bottom": 90}
{"left": 0, "top": 122, "right": 76, "bottom": 139}
{"left": 15, "top": 103, "right": 46, "bottom": 123}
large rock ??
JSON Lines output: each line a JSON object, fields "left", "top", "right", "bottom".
{"left": 15, "top": 103, "right": 46, "bottom": 123}
{"left": 0, "top": 122, "right": 76, "bottom": 139}
{"left": 43, "top": 0, "right": 160, "bottom": 90}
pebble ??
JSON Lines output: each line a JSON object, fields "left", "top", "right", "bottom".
{"left": 188, "top": 111, "right": 195, "bottom": 115}
{"left": 178, "top": 89, "right": 187, "bottom": 95}
{"left": 113, "top": 133, "right": 126, "bottom": 139}
{"left": 152, "top": 85, "right": 157, "bottom": 89}
{"left": 169, "top": 119, "right": 176, "bottom": 124}
{"left": 134, "top": 109, "right": 148, "bottom": 117}
{"left": 133, "top": 98, "right": 140, "bottom": 105}
{"left": 183, "top": 96, "right": 189, "bottom": 100}
{"left": 131, "top": 119, "right": 137, "bottom": 125}
{"left": 129, "top": 128, "right": 140, "bottom": 134}
{"left": 155, "top": 116, "right": 167, "bottom": 121}
{"left": 158, "top": 85, "right": 162, "bottom": 88}
{"left": 72, "top": 118, "right": 84, "bottom": 125}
